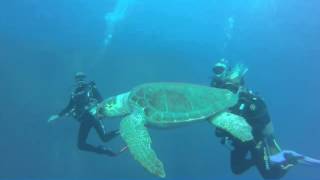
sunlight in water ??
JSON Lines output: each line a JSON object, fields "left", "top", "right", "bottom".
{"left": 104, "top": 0, "right": 135, "bottom": 46}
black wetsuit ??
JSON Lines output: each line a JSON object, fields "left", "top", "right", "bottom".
{"left": 228, "top": 92, "right": 287, "bottom": 179}
{"left": 59, "top": 81, "right": 118, "bottom": 156}
{"left": 212, "top": 79, "right": 287, "bottom": 179}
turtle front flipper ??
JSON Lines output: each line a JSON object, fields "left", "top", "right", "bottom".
{"left": 120, "top": 112, "right": 166, "bottom": 178}
{"left": 209, "top": 112, "right": 253, "bottom": 142}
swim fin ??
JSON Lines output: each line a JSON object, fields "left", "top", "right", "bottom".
{"left": 270, "top": 150, "right": 320, "bottom": 167}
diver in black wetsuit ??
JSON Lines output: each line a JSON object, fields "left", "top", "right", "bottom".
{"left": 211, "top": 59, "right": 291, "bottom": 179}
{"left": 48, "top": 72, "right": 120, "bottom": 156}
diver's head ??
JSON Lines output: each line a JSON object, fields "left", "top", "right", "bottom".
{"left": 74, "top": 72, "right": 87, "bottom": 87}
{"left": 212, "top": 59, "right": 228, "bottom": 77}
{"left": 212, "top": 60, "right": 248, "bottom": 93}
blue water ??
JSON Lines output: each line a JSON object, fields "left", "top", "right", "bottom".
{"left": 0, "top": 0, "right": 319, "bottom": 179}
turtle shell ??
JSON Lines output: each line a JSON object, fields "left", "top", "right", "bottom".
{"left": 128, "top": 83, "right": 238, "bottom": 126}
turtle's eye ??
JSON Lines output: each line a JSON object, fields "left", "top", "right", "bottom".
{"left": 106, "top": 101, "right": 115, "bottom": 109}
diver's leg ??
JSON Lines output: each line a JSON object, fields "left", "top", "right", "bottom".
{"left": 252, "top": 143, "right": 287, "bottom": 179}
{"left": 230, "top": 142, "right": 254, "bottom": 175}
{"left": 77, "top": 117, "right": 116, "bottom": 156}
{"left": 93, "top": 118, "right": 119, "bottom": 142}
{"left": 77, "top": 118, "right": 95, "bottom": 151}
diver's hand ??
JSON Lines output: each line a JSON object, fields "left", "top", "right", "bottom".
{"left": 48, "top": 114, "right": 60, "bottom": 123}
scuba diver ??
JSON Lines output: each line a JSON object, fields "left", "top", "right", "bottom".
{"left": 48, "top": 72, "right": 123, "bottom": 156}
{"left": 210, "top": 59, "right": 320, "bottom": 179}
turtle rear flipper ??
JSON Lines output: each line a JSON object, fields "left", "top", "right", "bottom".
{"left": 210, "top": 112, "right": 253, "bottom": 142}
{"left": 120, "top": 112, "right": 166, "bottom": 178}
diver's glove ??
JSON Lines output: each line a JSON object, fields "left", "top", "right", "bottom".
{"left": 270, "top": 150, "right": 320, "bottom": 169}
{"left": 48, "top": 114, "right": 60, "bottom": 123}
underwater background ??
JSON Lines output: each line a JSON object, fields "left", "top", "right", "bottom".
{"left": 0, "top": 0, "right": 319, "bottom": 179}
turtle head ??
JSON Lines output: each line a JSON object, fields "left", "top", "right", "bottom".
{"left": 97, "top": 92, "right": 131, "bottom": 117}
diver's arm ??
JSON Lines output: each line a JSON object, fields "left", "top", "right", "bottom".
{"left": 58, "top": 97, "right": 74, "bottom": 117}
{"left": 48, "top": 97, "right": 74, "bottom": 123}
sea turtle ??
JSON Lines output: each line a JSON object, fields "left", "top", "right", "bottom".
{"left": 96, "top": 83, "right": 253, "bottom": 178}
